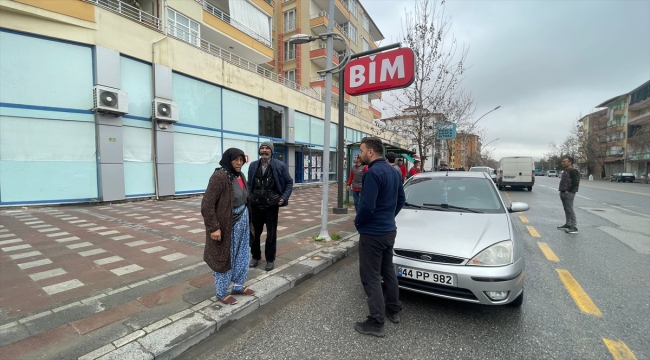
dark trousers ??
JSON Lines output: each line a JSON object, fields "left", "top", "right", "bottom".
{"left": 359, "top": 231, "right": 402, "bottom": 324}
{"left": 560, "top": 192, "right": 577, "bottom": 227}
{"left": 250, "top": 205, "right": 280, "bottom": 262}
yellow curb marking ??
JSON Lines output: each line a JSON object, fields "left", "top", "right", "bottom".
{"left": 556, "top": 269, "right": 602, "bottom": 316}
{"left": 602, "top": 338, "right": 637, "bottom": 360}
{"left": 526, "top": 226, "right": 540, "bottom": 238}
{"left": 537, "top": 242, "right": 559, "bottom": 262}
{"left": 519, "top": 216, "right": 529, "bottom": 223}
{"left": 580, "top": 184, "right": 649, "bottom": 196}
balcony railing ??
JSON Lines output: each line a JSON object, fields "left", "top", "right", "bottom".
{"left": 196, "top": 0, "right": 272, "bottom": 48}
{"left": 311, "top": 76, "right": 339, "bottom": 88}
{"left": 167, "top": 23, "right": 319, "bottom": 100}
{"left": 310, "top": 10, "right": 329, "bottom": 19}
{"left": 83, "top": 0, "right": 161, "bottom": 30}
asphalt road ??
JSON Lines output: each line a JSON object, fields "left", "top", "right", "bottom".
{"left": 182, "top": 177, "right": 649, "bottom": 360}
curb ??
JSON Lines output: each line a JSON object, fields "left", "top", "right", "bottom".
{"left": 78, "top": 233, "right": 360, "bottom": 360}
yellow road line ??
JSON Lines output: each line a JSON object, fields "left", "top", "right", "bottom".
{"left": 580, "top": 184, "right": 649, "bottom": 196}
{"left": 556, "top": 269, "right": 602, "bottom": 316}
{"left": 537, "top": 242, "right": 560, "bottom": 262}
{"left": 519, "top": 216, "right": 529, "bottom": 223}
{"left": 526, "top": 226, "right": 540, "bottom": 237}
{"left": 602, "top": 338, "right": 637, "bottom": 360}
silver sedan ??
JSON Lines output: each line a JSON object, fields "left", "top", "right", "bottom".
{"left": 394, "top": 171, "right": 529, "bottom": 307}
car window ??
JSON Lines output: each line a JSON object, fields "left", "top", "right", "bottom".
{"left": 469, "top": 167, "right": 488, "bottom": 172}
{"left": 403, "top": 177, "right": 505, "bottom": 214}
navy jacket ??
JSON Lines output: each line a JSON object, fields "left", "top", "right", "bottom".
{"left": 247, "top": 158, "right": 294, "bottom": 206}
{"left": 355, "top": 158, "right": 406, "bottom": 235}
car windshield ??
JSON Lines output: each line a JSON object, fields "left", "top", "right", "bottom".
{"left": 403, "top": 177, "right": 504, "bottom": 214}
{"left": 469, "top": 167, "right": 489, "bottom": 172}
{"left": 622, "top": 173, "right": 634, "bottom": 176}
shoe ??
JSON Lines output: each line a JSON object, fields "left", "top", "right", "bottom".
{"left": 386, "top": 311, "right": 401, "bottom": 324}
{"left": 557, "top": 224, "right": 570, "bottom": 230}
{"left": 249, "top": 259, "right": 259, "bottom": 268}
{"left": 565, "top": 227, "right": 578, "bottom": 234}
{"left": 265, "top": 261, "right": 274, "bottom": 271}
{"left": 354, "top": 317, "right": 385, "bottom": 337}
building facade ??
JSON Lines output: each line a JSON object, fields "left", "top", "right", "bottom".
{"left": 0, "top": 0, "right": 399, "bottom": 206}
{"left": 446, "top": 133, "right": 480, "bottom": 170}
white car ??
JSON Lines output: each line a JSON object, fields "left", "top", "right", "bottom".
{"left": 547, "top": 170, "right": 558, "bottom": 177}
{"left": 394, "top": 171, "right": 529, "bottom": 307}
{"left": 469, "top": 166, "right": 497, "bottom": 182}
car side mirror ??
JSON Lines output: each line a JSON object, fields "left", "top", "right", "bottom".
{"left": 508, "top": 202, "right": 530, "bottom": 213}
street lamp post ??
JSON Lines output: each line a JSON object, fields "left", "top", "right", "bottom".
{"left": 460, "top": 106, "right": 501, "bottom": 169}
{"left": 289, "top": 9, "right": 351, "bottom": 241}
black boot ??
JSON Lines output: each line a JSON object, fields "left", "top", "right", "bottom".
{"left": 354, "top": 317, "right": 385, "bottom": 337}
{"left": 249, "top": 258, "right": 259, "bottom": 268}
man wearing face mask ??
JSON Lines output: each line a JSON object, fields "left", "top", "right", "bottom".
{"left": 247, "top": 142, "right": 294, "bottom": 271}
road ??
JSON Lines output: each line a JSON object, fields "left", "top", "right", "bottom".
{"left": 181, "top": 176, "right": 649, "bottom": 360}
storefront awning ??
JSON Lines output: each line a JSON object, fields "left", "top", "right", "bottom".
{"left": 401, "top": 154, "right": 415, "bottom": 162}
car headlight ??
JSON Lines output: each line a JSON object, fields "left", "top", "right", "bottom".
{"left": 467, "top": 240, "right": 513, "bottom": 266}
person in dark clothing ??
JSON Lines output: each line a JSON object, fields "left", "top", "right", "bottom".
{"left": 557, "top": 156, "right": 580, "bottom": 234}
{"left": 385, "top": 152, "right": 402, "bottom": 174}
{"left": 346, "top": 155, "right": 367, "bottom": 212}
{"left": 247, "top": 142, "right": 294, "bottom": 271}
{"left": 354, "top": 137, "right": 406, "bottom": 338}
{"left": 201, "top": 148, "right": 256, "bottom": 305}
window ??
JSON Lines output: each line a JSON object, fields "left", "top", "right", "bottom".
{"left": 283, "top": 9, "right": 296, "bottom": 33}
{"left": 363, "top": 14, "right": 369, "bottom": 32}
{"left": 342, "top": 22, "right": 357, "bottom": 44}
{"left": 259, "top": 101, "right": 284, "bottom": 139}
{"left": 362, "top": 38, "right": 370, "bottom": 51}
{"left": 283, "top": 41, "right": 296, "bottom": 61}
{"left": 347, "top": 0, "right": 357, "bottom": 17}
{"left": 344, "top": 102, "right": 356, "bottom": 115}
{"left": 167, "top": 8, "right": 200, "bottom": 47}
{"left": 284, "top": 69, "right": 296, "bottom": 84}
{"left": 362, "top": 94, "right": 369, "bottom": 103}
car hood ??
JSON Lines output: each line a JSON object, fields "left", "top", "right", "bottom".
{"left": 395, "top": 209, "right": 511, "bottom": 259}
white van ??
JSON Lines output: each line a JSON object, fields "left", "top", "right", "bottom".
{"left": 497, "top": 157, "right": 535, "bottom": 191}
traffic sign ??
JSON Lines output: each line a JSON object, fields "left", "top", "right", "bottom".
{"left": 344, "top": 47, "right": 415, "bottom": 96}
{"left": 436, "top": 122, "right": 456, "bottom": 139}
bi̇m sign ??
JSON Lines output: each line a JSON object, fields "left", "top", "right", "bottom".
{"left": 344, "top": 47, "right": 415, "bottom": 96}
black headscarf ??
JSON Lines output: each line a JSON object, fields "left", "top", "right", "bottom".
{"left": 219, "top": 148, "right": 247, "bottom": 176}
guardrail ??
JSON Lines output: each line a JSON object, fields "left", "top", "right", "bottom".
{"left": 83, "top": 0, "right": 161, "bottom": 30}
{"left": 196, "top": 0, "right": 272, "bottom": 48}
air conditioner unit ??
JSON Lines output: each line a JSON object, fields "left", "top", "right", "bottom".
{"left": 93, "top": 85, "right": 128, "bottom": 115}
{"left": 152, "top": 98, "right": 179, "bottom": 123}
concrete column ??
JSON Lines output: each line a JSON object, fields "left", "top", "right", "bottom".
{"left": 153, "top": 64, "right": 175, "bottom": 196}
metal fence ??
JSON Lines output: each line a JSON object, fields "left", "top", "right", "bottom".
{"left": 83, "top": 0, "right": 161, "bottom": 30}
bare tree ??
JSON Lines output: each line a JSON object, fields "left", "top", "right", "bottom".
{"left": 380, "top": 0, "right": 473, "bottom": 168}
{"left": 627, "top": 124, "right": 650, "bottom": 183}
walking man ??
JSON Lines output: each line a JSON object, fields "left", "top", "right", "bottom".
{"left": 354, "top": 137, "right": 406, "bottom": 337}
{"left": 248, "top": 142, "right": 294, "bottom": 271}
{"left": 557, "top": 156, "right": 580, "bottom": 234}
{"left": 346, "top": 155, "right": 367, "bottom": 212}
{"left": 385, "top": 152, "right": 402, "bottom": 174}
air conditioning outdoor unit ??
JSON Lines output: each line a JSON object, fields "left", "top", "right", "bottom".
{"left": 93, "top": 85, "right": 128, "bottom": 115}
{"left": 152, "top": 98, "right": 179, "bottom": 123}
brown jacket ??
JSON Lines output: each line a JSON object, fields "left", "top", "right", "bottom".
{"left": 201, "top": 169, "right": 250, "bottom": 273}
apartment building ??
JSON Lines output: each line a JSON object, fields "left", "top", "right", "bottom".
{"left": 0, "top": 0, "right": 401, "bottom": 206}
{"left": 446, "top": 133, "right": 480, "bottom": 170}
{"left": 577, "top": 109, "right": 608, "bottom": 177}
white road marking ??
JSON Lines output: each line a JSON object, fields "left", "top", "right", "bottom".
{"left": 79, "top": 248, "right": 107, "bottom": 257}
{"left": 277, "top": 226, "right": 288, "bottom": 231}
{"left": 42, "top": 279, "right": 84, "bottom": 295}
{"left": 31, "top": 224, "right": 51, "bottom": 229}
{"left": 55, "top": 236, "right": 81, "bottom": 243}
{"left": 173, "top": 225, "right": 189, "bottom": 229}
{"left": 94, "top": 256, "right": 124, "bottom": 265}
{"left": 61, "top": 217, "right": 78, "bottom": 221}
{"left": 18, "top": 259, "right": 53, "bottom": 269}
{"left": 576, "top": 195, "right": 593, "bottom": 200}
{"left": 0, "top": 239, "right": 22, "bottom": 245}
{"left": 88, "top": 226, "right": 108, "bottom": 231}
{"left": 38, "top": 228, "right": 60, "bottom": 233}
{"left": 111, "top": 235, "right": 133, "bottom": 241}
{"left": 25, "top": 221, "right": 44, "bottom": 225}
{"left": 0, "top": 233, "right": 17, "bottom": 238}
{"left": 66, "top": 242, "right": 94, "bottom": 249}
{"left": 98, "top": 230, "right": 120, "bottom": 236}
{"left": 159, "top": 222, "right": 174, "bottom": 226}
{"left": 146, "top": 219, "right": 162, "bottom": 223}
{"left": 2, "top": 244, "right": 32, "bottom": 252}
{"left": 69, "top": 220, "right": 87, "bottom": 224}
{"left": 9, "top": 251, "right": 42, "bottom": 260}
{"left": 142, "top": 246, "right": 167, "bottom": 254}
{"left": 29, "top": 268, "right": 67, "bottom": 281}
{"left": 188, "top": 229, "right": 204, "bottom": 234}
{"left": 161, "top": 253, "right": 186, "bottom": 261}
{"left": 46, "top": 232, "right": 70, "bottom": 238}
{"left": 111, "top": 264, "right": 143, "bottom": 276}
{"left": 125, "top": 240, "right": 149, "bottom": 247}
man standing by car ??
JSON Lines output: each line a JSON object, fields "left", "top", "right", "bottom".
{"left": 354, "top": 137, "right": 406, "bottom": 337}
{"left": 557, "top": 156, "right": 580, "bottom": 234}
{"left": 248, "top": 142, "right": 294, "bottom": 271}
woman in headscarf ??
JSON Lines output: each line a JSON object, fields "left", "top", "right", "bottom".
{"left": 201, "top": 148, "right": 255, "bottom": 305}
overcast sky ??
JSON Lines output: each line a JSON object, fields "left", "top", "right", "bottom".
{"left": 364, "top": 0, "right": 650, "bottom": 160}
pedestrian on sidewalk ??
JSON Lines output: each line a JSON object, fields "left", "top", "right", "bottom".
{"left": 346, "top": 155, "right": 368, "bottom": 212}
{"left": 248, "top": 142, "right": 294, "bottom": 271}
{"left": 407, "top": 160, "right": 421, "bottom": 179}
{"left": 397, "top": 158, "right": 407, "bottom": 181}
{"left": 201, "top": 148, "right": 256, "bottom": 306}
{"left": 354, "top": 137, "right": 406, "bottom": 338}
{"left": 557, "top": 156, "right": 580, "bottom": 234}
{"left": 386, "top": 152, "right": 402, "bottom": 174}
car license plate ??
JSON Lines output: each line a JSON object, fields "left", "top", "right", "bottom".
{"left": 397, "top": 267, "right": 456, "bottom": 287}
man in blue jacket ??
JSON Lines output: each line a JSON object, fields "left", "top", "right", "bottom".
{"left": 248, "top": 142, "right": 293, "bottom": 271}
{"left": 354, "top": 137, "right": 406, "bottom": 337}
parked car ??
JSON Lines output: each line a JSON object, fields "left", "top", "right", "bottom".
{"left": 469, "top": 166, "right": 497, "bottom": 182}
{"left": 610, "top": 173, "right": 635, "bottom": 182}
{"left": 497, "top": 156, "right": 535, "bottom": 191}
{"left": 547, "top": 170, "right": 558, "bottom": 177}
{"left": 394, "top": 171, "right": 529, "bottom": 307}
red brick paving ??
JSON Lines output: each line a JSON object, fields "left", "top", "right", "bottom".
{"left": 137, "top": 283, "right": 194, "bottom": 308}
{"left": 0, "top": 325, "right": 77, "bottom": 359}
{"left": 70, "top": 300, "right": 146, "bottom": 335}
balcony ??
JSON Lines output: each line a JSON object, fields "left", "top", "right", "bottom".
{"left": 369, "top": 92, "right": 382, "bottom": 100}
{"left": 312, "top": 0, "right": 349, "bottom": 25}
{"left": 309, "top": 42, "right": 341, "bottom": 68}
{"left": 369, "top": 104, "right": 382, "bottom": 119}
{"left": 309, "top": 12, "right": 348, "bottom": 52}
{"left": 310, "top": 76, "right": 350, "bottom": 101}
{"left": 83, "top": 0, "right": 161, "bottom": 30}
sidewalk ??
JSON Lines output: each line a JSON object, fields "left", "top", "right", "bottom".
{"left": 0, "top": 184, "right": 359, "bottom": 360}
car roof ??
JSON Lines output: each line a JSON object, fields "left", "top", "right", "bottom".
{"left": 411, "top": 171, "right": 491, "bottom": 180}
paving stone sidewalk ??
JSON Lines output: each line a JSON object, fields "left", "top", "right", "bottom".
{"left": 0, "top": 184, "right": 359, "bottom": 360}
